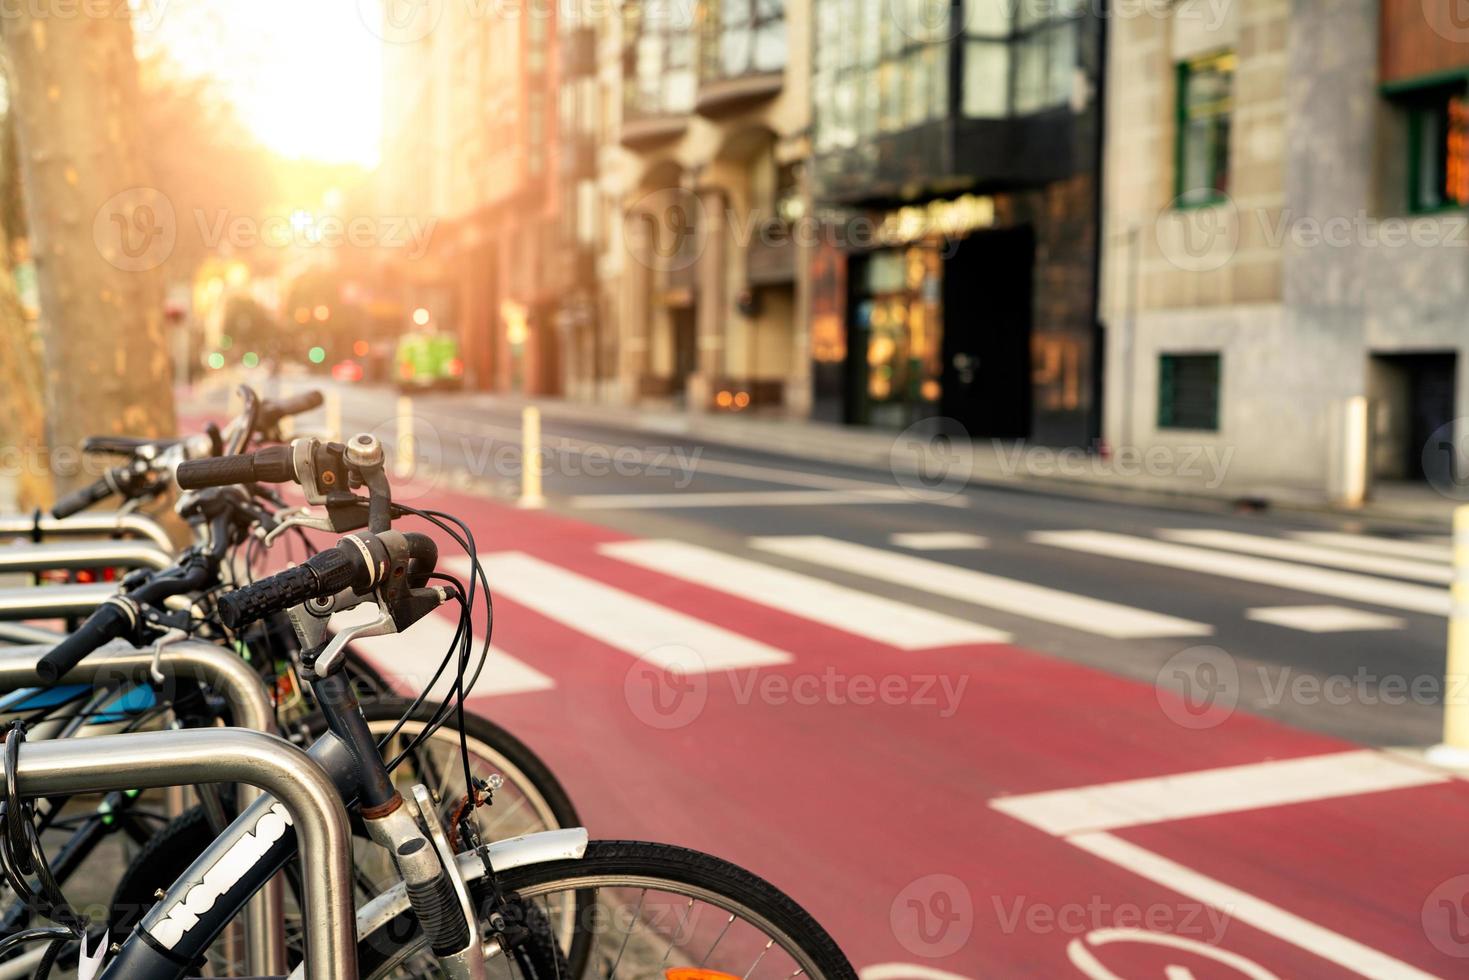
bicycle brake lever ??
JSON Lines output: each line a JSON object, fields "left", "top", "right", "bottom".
{"left": 261, "top": 507, "right": 336, "bottom": 547}
{"left": 307, "top": 598, "right": 396, "bottom": 678}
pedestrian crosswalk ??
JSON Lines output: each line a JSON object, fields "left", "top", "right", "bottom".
{"left": 342, "top": 522, "right": 1451, "bottom": 700}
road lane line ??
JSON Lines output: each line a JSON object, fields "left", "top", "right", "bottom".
{"left": 332, "top": 606, "right": 554, "bottom": 698}
{"left": 1161, "top": 529, "right": 1449, "bottom": 583}
{"left": 599, "top": 539, "right": 1010, "bottom": 649}
{"left": 749, "top": 536, "right": 1211, "bottom": 639}
{"left": 1032, "top": 530, "right": 1451, "bottom": 616}
{"left": 888, "top": 532, "right": 989, "bottom": 550}
{"left": 570, "top": 489, "right": 967, "bottom": 509}
{"left": 1290, "top": 531, "right": 1451, "bottom": 564}
{"left": 448, "top": 552, "right": 792, "bottom": 672}
{"left": 989, "top": 749, "right": 1445, "bottom": 835}
{"left": 1245, "top": 605, "right": 1406, "bottom": 633}
{"left": 1066, "top": 831, "right": 1442, "bottom": 980}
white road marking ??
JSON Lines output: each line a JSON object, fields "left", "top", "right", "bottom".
{"left": 1161, "top": 529, "right": 1450, "bottom": 583}
{"left": 1066, "top": 832, "right": 1441, "bottom": 980}
{"left": 569, "top": 489, "right": 966, "bottom": 509}
{"left": 1290, "top": 531, "right": 1451, "bottom": 564}
{"left": 599, "top": 539, "right": 1010, "bottom": 649}
{"left": 332, "top": 606, "right": 554, "bottom": 698}
{"left": 749, "top": 536, "right": 1211, "bottom": 639}
{"left": 448, "top": 552, "right": 792, "bottom": 672}
{"left": 1245, "top": 605, "right": 1407, "bottom": 633}
{"left": 990, "top": 749, "right": 1444, "bottom": 836}
{"left": 1032, "top": 530, "right": 1450, "bottom": 616}
{"left": 888, "top": 532, "right": 989, "bottom": 550}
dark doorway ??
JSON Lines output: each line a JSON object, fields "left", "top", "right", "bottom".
{"left": 941, "top": 226, "right": 1035, "bottom": 439}
{"left": 670, "top": 307, "right": 697, "bottom": 399}
{"left": 1369, "top": 351, "right": 1457, "bottom": 483}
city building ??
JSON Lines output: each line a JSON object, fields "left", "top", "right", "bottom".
{"left": 1100, "top": 0, "right": 1469, "bottom": 496}
{"left": 378, "top": 0, "right": 562, "bottom": 395}
{"left": 613, "top": 0, "right": 814, "bottom": 414}
{"left": 805, "top": 0, "right": 1106, "bottom": 443}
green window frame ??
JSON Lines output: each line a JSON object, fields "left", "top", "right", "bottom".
{"left": 1174, "top": 51, "right": 1235, "bottom": 209}
{"left": 1157, "top": 353, "right": 1220, "bottom": 432}
{"left": 1394, "top": 79, "right": 1469, "bottom": 214}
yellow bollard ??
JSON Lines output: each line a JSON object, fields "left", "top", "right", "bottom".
{"left": 324, "top": 389, "right": 343, "bottom": 442}
{"left": 395, "top": 396, "right": 415, "bottom": 480}
{"left": 1440, "top": 504, "right": 1469, "bottom": 760}
{"left": 519, "top": 406, "right": 546, "bottom": 509}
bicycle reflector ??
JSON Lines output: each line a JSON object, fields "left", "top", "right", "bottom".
{"left": 666, "top": 970, "right": 743, "bottom": 980}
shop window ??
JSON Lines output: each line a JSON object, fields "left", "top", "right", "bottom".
{"left": 1157, "top": 354, "right": 1220, "bottom": 432}
{"left": 1175, "top": 51, "right": 1234, "bottom": 208}
{"left": 1393, "top": 80, "right": 1469, "bottom": 214}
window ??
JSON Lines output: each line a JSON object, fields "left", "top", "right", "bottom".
{"left": 701, "top": 0, "right": 785, "bottom": 82}
{"left": 1175, "top": 51, "right": 1235, "bottom": 207}
{"left": 1400, "top": 81, "right": 1469, "bottom": 214}
{"left": 962, "top": 0, "right": 1081, "bottom": 120}
{"left": 1157, "top": 354, "right": 1221, "bottom": 431}
{"left": 624, "top": 0, "right": 695, "bottom": 119}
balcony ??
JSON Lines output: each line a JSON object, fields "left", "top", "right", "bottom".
{"left": 696, "top": 71, "right": 783, "bottom": 117}
{"left": 620, "top": 112, "right": 688, "bottom": 150}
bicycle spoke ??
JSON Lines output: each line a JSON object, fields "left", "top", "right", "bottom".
{"left": 743, "top": 938, "right": 775, "bottom": 979}
{"left": 608, "top": 888, "right": 647, "bottom": 980}
{"left": 698, "top": 913, "right": 735, "bottom": 968}
{"left": 659, "top": 898, "right": 696, "bottom": 965}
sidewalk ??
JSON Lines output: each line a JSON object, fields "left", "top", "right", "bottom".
{"left": 453, "top": 390, "right": 1460, "bottom": 529}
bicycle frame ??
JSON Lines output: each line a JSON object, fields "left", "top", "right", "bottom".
{"left": 0, "top": 727, "right": 353, "bottom": 979}
{"left": 0, "top": 640, "right": 287, "bottom": 975}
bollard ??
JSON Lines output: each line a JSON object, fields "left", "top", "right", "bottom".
{"left": 396, "top": 395, "right": 415, "bottom": 480}
{"left": 1430, "top": 504, "right": 1469, "bottom": 768}
{"left": 325, "top": 389, "right": 343, "bottom": 441}
{"left": 519, "top": 406, "right": 546, "bottom": 509}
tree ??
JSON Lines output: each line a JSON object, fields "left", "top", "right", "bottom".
{"left": 2, "top": 6, "right": 176, "bottom": 494}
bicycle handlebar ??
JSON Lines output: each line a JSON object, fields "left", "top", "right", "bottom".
{"left": 50, "top": 468, "right": 128, "bottom": 519}
{"left": 35, "top": 599, "right": 135, "bottom": 683}
{"left": 175, "top": 445, "right": 296, "bottom": 490}
{"left": 258, "top": 390, "right": 324, "bottom": 430}
{"left": 216, "top": 546, "right": 361, "bottom": 629}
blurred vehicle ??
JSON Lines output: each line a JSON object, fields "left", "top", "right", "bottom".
{"left": 395, "top": 330, "right": 464, "bottom": 391}
{"left": 331, "top": 359, "right": 364, "bottom": 383}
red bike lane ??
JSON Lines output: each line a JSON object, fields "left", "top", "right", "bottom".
{"left": 376, "top": 491, "right": 1469, "bottom": 980}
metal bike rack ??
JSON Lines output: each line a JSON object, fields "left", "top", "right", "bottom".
{"left": 1, "top": 728, "right": 354, "bottom": 978}
{"left": 0, "top": 641, "right": 287, "bottom": 975}
{"left": 0, "top": 583, "right": 115, "bottom": 620}
{"left": 0, "top": 511, "right": 174, "bottom": 553}
{"left": 0, "top": 540, "right": 174, "bottom": 575}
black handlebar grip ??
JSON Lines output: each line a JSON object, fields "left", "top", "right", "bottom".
{"left": 176, "top": 453, "right": 259, "bottom": 490}
{"left": 36, "top": 601, "right": 133, "bottom": 684}
{"left": 251, "top": 444, "right": 297, "bottom": 482}
{"left": 50, "top": 473, "right": 118, "bottom": 519}
{"left": 260, "top": 390, "right": 324, "bottom": 427}
{"left": 216, "top": 547, "right": 358, "bottom": 630}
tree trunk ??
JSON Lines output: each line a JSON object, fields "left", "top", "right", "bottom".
{"left": 2, "top": 8, "right": 176, "bottom": 495}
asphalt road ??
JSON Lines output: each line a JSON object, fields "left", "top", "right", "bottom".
{"left": 304, "top": 378, "right": 1453, "bottom": 749}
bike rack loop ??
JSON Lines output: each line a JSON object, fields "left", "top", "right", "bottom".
{"left": 0, "top": 541, "right": 175, "bottom": 576}
{"left": 0, "top": 641, "right": 287, "bottom": 975}
{"left": 0, "top": 727, "right": 354, "bottom": 979}
{"left": 0, "top": 511, "right": 175, "bottom": 553}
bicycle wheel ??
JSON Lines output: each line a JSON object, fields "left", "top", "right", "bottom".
{"left": 357, "top": 840, "right": 857, "bottom": 980}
